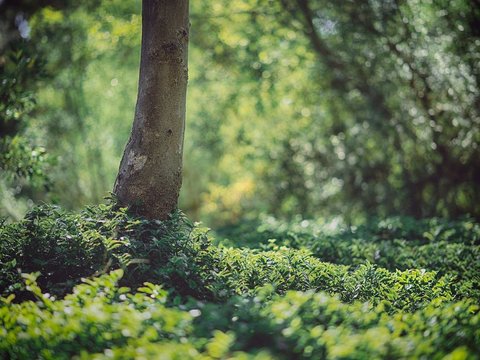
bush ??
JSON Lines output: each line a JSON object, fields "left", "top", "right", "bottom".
{"left": 0, "top": 270, "right": 192, "bottom": 359}
{"left": 194, "top": 288, "right": 480, "bottom": 359}
{"left": 1, "top": 270, "right": 478, "bottom": 359}
{"left": 0, "top": 203, "right": 462, "bottom": 311}
{"left": 216, "top": 216, "right": 480, "bottom": 299}
{"left": 1, "top": 202, "right": 479, "bottom": 358}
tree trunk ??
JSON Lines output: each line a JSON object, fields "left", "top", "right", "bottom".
{"left": 114, "top": 0, "right": 189, "bottom": 219}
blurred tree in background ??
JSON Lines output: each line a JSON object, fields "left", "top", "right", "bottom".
{"left": 1, "top": 0, "right": 140, "bottom": 218}
{"left": 0, "top": 0, "right": 56, "bottom": 218}
{"left": 1, "top": 0, "right": 479, "bottom": 225}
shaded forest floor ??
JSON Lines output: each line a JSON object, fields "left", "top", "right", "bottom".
{"left": 1, "top": 201, "right": 479, "bottom": 359}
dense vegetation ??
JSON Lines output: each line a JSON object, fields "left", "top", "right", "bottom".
{"left": 1, "top": 0, "right": 479, "bottom": 223}
{"left": 1, "top": 202, "right": 479, "bottom": 358}
{"left": 1, "top": 0, "right": 479, "bottom": 358}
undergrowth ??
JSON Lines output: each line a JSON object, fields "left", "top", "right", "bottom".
{"left": 0, "top": 201, "right": 479, "bottom": 359}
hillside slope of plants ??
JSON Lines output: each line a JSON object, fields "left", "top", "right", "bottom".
{"left": 1, "top": 202, "right": 479, "bottom": 359}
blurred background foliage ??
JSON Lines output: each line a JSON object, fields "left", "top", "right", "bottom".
{"left": 0, "top": 0, "right": 479, "bottom": 225}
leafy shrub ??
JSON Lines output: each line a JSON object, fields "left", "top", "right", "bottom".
{"left": 1, "top": 203, "right": 479, "bottom": 358}
{"left": 0, "top": 203, "right": 461, "bottom": 311}
{"left": 216, "top": 215, "right": 480, "bottom": 299}
{"left": 1, "top": 271, "right": 478, "bottom": 359}
{"left": 0, "top": 270, "right": 192, "bottom": 359}
{"left": 0, "top": 204, "right": 129, "bottom": 298}
{"left": 201, "top": 289, "right": 480, "bottom": 359}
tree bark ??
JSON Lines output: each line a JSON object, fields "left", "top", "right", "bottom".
{"left": 114, "top": 0, "right": 189, "bottom": 219}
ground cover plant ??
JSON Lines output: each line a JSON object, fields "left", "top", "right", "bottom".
{"left": 216, "top": 216, "right": 480, "bottom": 300}
{"left": 1, "top": 202, "right": 479, "bottom": 359}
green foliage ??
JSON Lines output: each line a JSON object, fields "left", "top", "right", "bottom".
{"left": 1, "top": 203, "right": 479, "bottom": 358}
{"left": 187, "top": 0, "right": 480, "bottom": 223}
{"left": 3, "top": 0, "right": 479, "bottom": 223}
{"left": 0, "top": 42, "right": 46, "bottom": 138}
{"left": 0, "top": 203, "right": 465, "bottom": 312}
{"left": 0, "top": 40, "right": 53, "bottom": 219}
{"left": 0, "top": 136, "right": 50, "bottom": 185}
{"left": 217, "top": 216, "right": 480, "bottom": 299}
{"left": 1, "top": 269, "right": 478, "bottom": 359}
{"left": 0, "top": 270, "right": 198, "bottom": 359}
{"left": 1, "top": 0, "right": 480, "bottom": 356}
{"left": 26, "top": 2, "right": 141, "bottom": 209}
{"left": 194, "top": 290, "right": 480, "bottom": 359}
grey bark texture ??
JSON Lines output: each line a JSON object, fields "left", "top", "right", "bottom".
{"left": 114, "top": 0, "right": 189, "bottom": 219}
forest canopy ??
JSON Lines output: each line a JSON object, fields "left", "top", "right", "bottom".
{"left": 1, "top": 0, "right": 479, "bottom": 223}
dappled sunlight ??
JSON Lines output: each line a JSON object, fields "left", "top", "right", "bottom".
{"left": 1, "top": 0, "right": 479, "bottom": 357}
